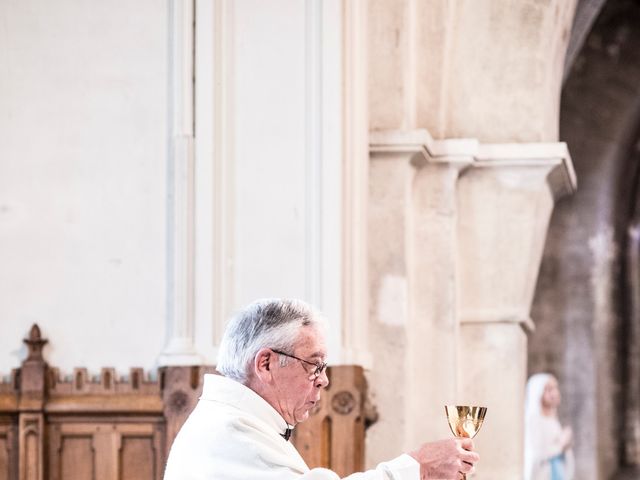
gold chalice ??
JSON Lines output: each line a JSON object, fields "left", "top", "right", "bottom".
{"left": 445, "top": 405, "right": 487, "bottom": 479}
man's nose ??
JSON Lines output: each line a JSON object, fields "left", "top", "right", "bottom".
{"left": 315, "top": 369, "right": 329, "bottom": 388}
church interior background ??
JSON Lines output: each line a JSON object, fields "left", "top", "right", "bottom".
{"left": 1, "top": 0, "right": 640, "bottom": 479}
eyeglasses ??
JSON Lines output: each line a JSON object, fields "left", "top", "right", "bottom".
{"left": 271, "top": 349, "right": 328, "bottom": 380}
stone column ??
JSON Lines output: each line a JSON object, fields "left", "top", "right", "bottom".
{"left": 367, "top": 133, "right": 576, "bottom": 478}
{"left": 365, "top": 1, "right": 580, "bottom": 475}
{"left": 367, "top": 129, "right": 474, "bottom": 458}
{"left": 159, "top": 0, "right": 202, "bottom": 366}
{"left": 367, "top": 137, "right": 415, "bottom": 461}
{"left": 457, "top": 143, "right": 576, "bottom": 479}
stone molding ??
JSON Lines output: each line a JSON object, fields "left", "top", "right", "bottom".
{"left": 371, "top": 128, "right": 577, "bottom": 202}
{"left": 459, "top": 308, "right": 536, "bottom": 332}
{"left": 370, "top": 128, "right": 477, "bottom": 160}
{"left": 371, "top": 128, "right": 576, "bottom": 335}
{"left": 475, "top": 142, "right": 577, "bottom": 200}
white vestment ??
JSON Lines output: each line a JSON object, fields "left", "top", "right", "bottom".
{"left": 164, "top": 374, "right": 418, "bottom": 480}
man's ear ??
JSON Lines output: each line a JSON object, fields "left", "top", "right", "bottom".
{"left": 253, "top": 348, "right": 274, "bottom": 381}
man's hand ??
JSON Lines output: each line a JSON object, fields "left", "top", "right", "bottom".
{"left": 409, "top": 438, "right": 479, "bottom": 479}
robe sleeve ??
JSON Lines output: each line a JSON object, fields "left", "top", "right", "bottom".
{"left": 300, "top": 454, "right": 419, "bottom": 480}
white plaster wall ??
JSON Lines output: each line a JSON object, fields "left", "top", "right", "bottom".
{"left": 194, "top": 0, "right": 344, "bottom": 363}
{"left": 0, "top": 0, "right": 345, "bottom": 375}
{"left": 233, "top": 0, "right": 309, "bottom": 304}
{"left": 0, "top": 0, "right": 168, "bottom": 375}
{"left": 233, "top": 0, "right": 343, "bottom": 361}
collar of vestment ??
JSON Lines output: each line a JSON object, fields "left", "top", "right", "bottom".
{"left": 200, "top": 373, "right": 293, "bottom": 441}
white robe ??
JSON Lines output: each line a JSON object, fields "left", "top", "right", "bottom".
{"left": 163, "top": 374, "right": 419, "bottom": 480}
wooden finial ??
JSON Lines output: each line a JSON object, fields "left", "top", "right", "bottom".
{"left": 23, "top": 324, "right": 48, "bottom": 363}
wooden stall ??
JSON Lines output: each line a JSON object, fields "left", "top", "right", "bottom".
{"left": 0, "top": 326, "right": 371, "bottom": 480}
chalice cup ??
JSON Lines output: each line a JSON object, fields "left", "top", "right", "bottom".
{"left": 444, "top": 405, "right": 487, "bottom": 480}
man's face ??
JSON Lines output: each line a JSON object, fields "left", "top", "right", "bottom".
{"left": 271, "top": 326, "right": 329, "bottom": 425}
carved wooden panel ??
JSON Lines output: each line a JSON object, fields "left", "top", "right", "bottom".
{"left": 59, "top": 435, "right": 93, "bottom": 480}
{"left": 19, "top": 414, "right": 43, "bottom": 480}
{"left": 48, "top": 421, "right": 164, "bottom": 480}
{"left": 159, "top": 366, "right": 217, "bottom": 454}
{"left": 0, "top": 416, "right": 18, "bottom": 480}
{"left": 293, "top": 365, "right": 367, "bottom": 477}
{"left": 120, "top": 435, "right": 156, "bottom": 480}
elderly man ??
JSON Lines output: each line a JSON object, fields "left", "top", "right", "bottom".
{"left": 164, "top": 298, "right": 479, "bottom": 479}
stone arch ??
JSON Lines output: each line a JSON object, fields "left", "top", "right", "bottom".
{"left": 530, "top": 1, "right": 640, "bottom": 478}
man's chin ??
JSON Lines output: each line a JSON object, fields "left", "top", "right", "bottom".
{"left": 293, "top": 409, "right": 312, "bottom": 424}
{"left": 298, "top": 411, "right": 310, "bottom": 423}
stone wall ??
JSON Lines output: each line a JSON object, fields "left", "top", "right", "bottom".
{"left": 365, "top": 1, "right": 579, "bottom": 478}
{"left": 529, "top": 1, "right": 640, "bottom": 478}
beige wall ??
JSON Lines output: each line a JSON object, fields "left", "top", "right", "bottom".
{"left": 365, "top": 1, "right": 578, "bottom": 477}
{"left": 369, "top": 0, "right": 577, "bottom": 142}
{"left": 0, "top": 0, "right": 347, "bottom": 374}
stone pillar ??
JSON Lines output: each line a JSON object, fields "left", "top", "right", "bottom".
{"left": 366, "top": 133, "right": 576, "bottom": 478}
{"left": 367, "top": 129, "right": 474, "bottom": 458}
{"left": 366, "top": 1, "right": 580, "bottom": 476}
{"left": 159, "top": 0, "right": 202, "bottom": 366}
{"left": 457, "top": 143, "right": 576, "bottom": 479}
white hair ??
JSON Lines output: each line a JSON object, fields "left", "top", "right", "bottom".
{"left": 216, "top": 298, "right": 324, "bottom": 383}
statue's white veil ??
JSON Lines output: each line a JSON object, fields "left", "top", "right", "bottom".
{"left": 524, "top": 373, "right": 553, "bottom": 480}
